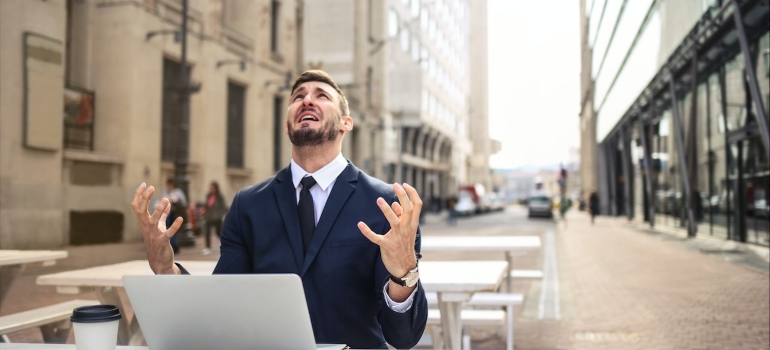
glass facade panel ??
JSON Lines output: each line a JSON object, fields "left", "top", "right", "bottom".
{"left": 592, "top": 0, "right": 623, "bottom": 76}
{"left": 598, "top": 0, "right": 654, "bottom": 86}
{"left": 589, "top": 0, "right": 607, "bottom": 47}
{"left": 757, "top": 32, "right": 770, "bottom": 114}
{"left": 724, "top": 53, "right": 747, "bottom": 132}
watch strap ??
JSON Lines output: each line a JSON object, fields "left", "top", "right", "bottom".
{"left": 388, "top": 273, "right": 407, "bottom": 286}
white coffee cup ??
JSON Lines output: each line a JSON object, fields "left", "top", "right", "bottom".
{"left": 71, "top": 305, "right": 122, "bottom": 350}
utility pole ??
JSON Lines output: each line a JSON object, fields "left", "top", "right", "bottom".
{"left": 175, "top": 0, "right": 191, "bottom": 198}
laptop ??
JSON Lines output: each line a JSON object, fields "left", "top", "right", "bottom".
{"left": 122, "top": 274, "right": 347, "bottom": 350}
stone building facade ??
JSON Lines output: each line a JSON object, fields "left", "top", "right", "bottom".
{"left": 0, "top": 0, "right": 301, "bottom": 248}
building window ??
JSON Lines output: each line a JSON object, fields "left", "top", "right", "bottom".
{"left": 388, "top": 9, "right": 399, "bottom": 37}
{"left": 412, "top": 39, "right": 420, "bottom": 61}
{"left": 270, "top": 0, "right": 280, "bottom": 53}
{"left": 273, "top": 96, "right": 284, "bottom": 172}
{"left": 227, "top": 82, "right": 246, "bottom": 168}
{"left": 411, "top": 0, "right": 420, "bottom": 17}
{"left": 401, "top": 27, "right": 410, "bottom": 52}
{"left": 63, "top": 87, "right": 95, "bottom": 151}
{"left": 161, "top": 58, "right": 183, "bottom": 162}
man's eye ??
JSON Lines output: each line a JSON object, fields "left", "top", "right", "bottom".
{"left": 293, "top": 95, "right": 304, "bottom": 101}
{"left": 319, "top": 94, "right": 329, "bottom": 99}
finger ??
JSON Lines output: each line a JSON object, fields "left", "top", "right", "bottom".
{"left": 393, "top": 183, "right": 413, "bottom": 224}
{"left": 357, "top": 221, "right": 384, "bottom": 245}
{"left": 163, "top": 217, "right": 184, "bottom": 240}
{"left": 158, "top": 203, "right": 170, "bottom": 228}
{"left": 150, "top": 198, "right": 169, "bottom": 227}
{"left": 403, "top": 183, "right": 423, "bottom": 228}
{"left": 131, "top": 183, "right": 147, "bottom": 214}
{"left": 139, "top": 185, "right": 155, "bottom": 215}
{"left": 376, "top": 197, "right": 401, "bottom": 228}
{"left": 391, "top": 201, "right": 403, "bottom": 218}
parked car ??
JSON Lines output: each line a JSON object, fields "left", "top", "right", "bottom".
{"left": 528, "top": 195, "right": 553, "bottom": 218}
{"left": 485, "top": 193, "right": 505, "bottom": 212}
{"left": 455, "top": 190, "right": 477, "bottom": 216}
{"left": 459, "top": 184, "right": 490, "bottom": 213}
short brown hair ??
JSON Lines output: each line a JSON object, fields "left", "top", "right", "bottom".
{"left": 291, "top": 70, "right": 350, "bottom": 116}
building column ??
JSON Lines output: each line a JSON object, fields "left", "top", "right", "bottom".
{"left": 638, "top": 117, "right": 656, "bottom": 228}
{"left": 669, "top": 75, "right": 697, "bottom": 237}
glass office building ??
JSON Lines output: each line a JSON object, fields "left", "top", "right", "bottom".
{"left": 581, "top": 0, "right": 769, "bottom": 246}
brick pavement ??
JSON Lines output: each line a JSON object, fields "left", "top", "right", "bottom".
{"left": 2, "top": 208, "right": 768, "bottom": 349}
{"left": 510, "top": 211, "right": 769, "bottom": 350}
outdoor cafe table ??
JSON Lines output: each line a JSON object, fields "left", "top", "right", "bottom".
{"left": 0, "top": 250, "right": 68, "bottom": 308}
{"left": 419, "top": 260, "right": 509, "bottom": 350}
{"left": 420, "top": 236, "right": 541, "bottom": 291}
{"left": 35, "top": 260, "right": 216, "bottom": 346}
{"left": 35, "top": 259, "right": 506, "bottom": 350}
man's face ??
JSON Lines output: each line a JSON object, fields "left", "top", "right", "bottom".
{"left": 286, "top": 81, "right": 345, "bottom": 147}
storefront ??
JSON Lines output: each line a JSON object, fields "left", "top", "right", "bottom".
{"left": 598, "top": 0, "right": 769, "bottom": 246}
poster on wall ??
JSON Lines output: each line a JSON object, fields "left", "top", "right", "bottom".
{"left": 24, "top": 32, "right": 64, "bottom": 151}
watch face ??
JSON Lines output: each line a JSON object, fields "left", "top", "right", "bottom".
{"left": 404, "top": 271, "right": 419, "bottom": 288}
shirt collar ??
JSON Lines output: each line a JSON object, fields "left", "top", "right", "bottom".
{"left": 290, "top": 153, "right": 348, "bottom": 191}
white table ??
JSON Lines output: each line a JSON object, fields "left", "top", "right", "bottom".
{"left": 420, "top": 236, "right": 541, "bottom": 292}
{"left": 419, "top": 260, "right": 509, "bottom": 350}
{"left": 0, "top": 250, "right": 68, "bottom": 308}
{"left": 36, "top": 260, "right": 216, "bottom": 345}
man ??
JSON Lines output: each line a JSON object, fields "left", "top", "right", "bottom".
{"left": 131, "top": 70, "right": 428, "bottom": 349}
{"left": 589, "top": 190, "right": 599, "bottom": 224}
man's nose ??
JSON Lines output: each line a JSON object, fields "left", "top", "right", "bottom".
{"left": 302, "top": 94, "right": 315, "bottom": 107}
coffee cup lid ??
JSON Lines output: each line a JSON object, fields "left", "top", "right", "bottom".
{"left": 71, "top": 305, "right": 122, "bottom": 323}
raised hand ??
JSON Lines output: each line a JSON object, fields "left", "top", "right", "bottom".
{"left": 130, "top": 183, "right": 182, "bottom": 274}
{"left": 358, "top": 183, "right": 421, "bottom": 287}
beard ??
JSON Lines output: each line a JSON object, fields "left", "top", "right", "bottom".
{"left": 288, "top": 116, "right": 340, "bottom": 147}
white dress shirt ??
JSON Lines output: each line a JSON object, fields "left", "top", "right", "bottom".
{"left": 290, "top": 153, "right": 417, "bottom": 312}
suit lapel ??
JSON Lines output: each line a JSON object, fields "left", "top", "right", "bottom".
{"left": 273, "top": 166, "right": 305, "bottom": 270}
{"left": 301, "top": 163, "right": 358, "bottom": 275}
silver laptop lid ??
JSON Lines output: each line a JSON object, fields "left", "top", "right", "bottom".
{"left": 123, "top": 274, "right": 341, "bottom": 350}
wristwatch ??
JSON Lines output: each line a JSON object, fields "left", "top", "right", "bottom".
{"left": 389, "top": 265, "right": 419, "bottom": 288}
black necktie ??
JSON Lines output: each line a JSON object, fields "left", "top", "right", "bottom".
{"left": 298, "top": 176, "right": 317, "bottom": 253}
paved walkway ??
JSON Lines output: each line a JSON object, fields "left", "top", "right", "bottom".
{"left": 508, "top": 211, "right": 769, "bottom": 350}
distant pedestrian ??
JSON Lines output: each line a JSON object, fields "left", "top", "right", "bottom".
{"left": 160, "top": 178, "right": 187, "bottom": 253}
{"left": 447, "top": 196, "right": 458, "bottom": 226}
{"left": 202, "top": 181, "right": 228, "bottom": 255}
{"left": 589, "top": 191, "right": 599, "bottom": 224}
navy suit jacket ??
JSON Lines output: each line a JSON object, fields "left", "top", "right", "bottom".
{"left": 211, "top": 161, "right": 428, "bottom": 349}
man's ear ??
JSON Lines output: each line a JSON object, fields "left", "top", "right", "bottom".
{"left": 342, "top": 116, "right": 353, "bottom": 131}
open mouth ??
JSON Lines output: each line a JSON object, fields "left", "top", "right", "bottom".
{"left": 296, "top": 110, "right": 320, "bottom": 124}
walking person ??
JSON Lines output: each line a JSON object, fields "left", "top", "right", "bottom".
{"left": 447, "top": 195, "right": 458, "bottom": 226}
{"left": 131, "top": 70, "right": 428, "bottom": 349}
{"left": 201, "top": 181, "right": 228, "bottom": 255}
{"left": 160, "top": 178, "right": 187, "bottom": 254}
{"left": 589, "top": 190, "right": 599, "bottom": 224}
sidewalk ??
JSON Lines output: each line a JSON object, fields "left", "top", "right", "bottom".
{"left": 506, "top": 211, "right": 769, "bottom": 350}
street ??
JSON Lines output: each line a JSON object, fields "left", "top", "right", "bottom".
{"left": 2, "top": 206, "right": 769, "bottom": 349}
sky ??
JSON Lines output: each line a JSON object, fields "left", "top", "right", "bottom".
{"left": 487, "top": 0, "right": 581, "bottom": 170}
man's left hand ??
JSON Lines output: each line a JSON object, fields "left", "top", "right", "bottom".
{"left": 358, "top": 183, "right": 421, "bottom": 289}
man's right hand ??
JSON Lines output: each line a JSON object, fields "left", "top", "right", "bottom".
{"left": 130, "top": 183, "right": 182, "bottom": 275}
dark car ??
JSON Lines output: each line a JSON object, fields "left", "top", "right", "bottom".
{"left": 528, "top": 195, "right": 553, "bottom": 218}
